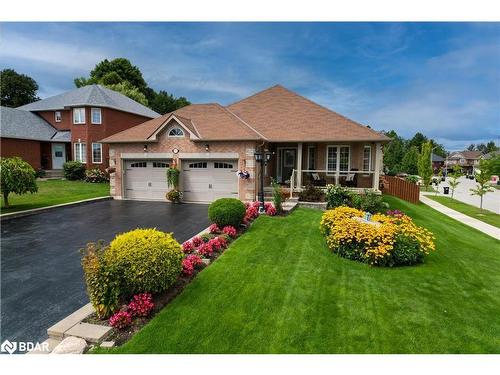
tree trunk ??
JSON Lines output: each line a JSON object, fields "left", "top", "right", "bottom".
{"left": 480, "top": 196, "right": 483, "bottom": 212}
{"left": 3, "top": 191, "right": 9, "bottom": 208}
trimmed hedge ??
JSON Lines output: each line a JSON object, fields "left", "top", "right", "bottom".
{"left": 105, "top": 229, "right": 184, "bottom": 296}
{"left": 208, "top": 198, "right": 246, "bottom": 228}
{"left": 63, "top": 161, "right": 86, "bottom": 180}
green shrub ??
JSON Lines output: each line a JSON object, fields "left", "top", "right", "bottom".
{"left": 405, "top": 175, "right": 419, "bottom": 184}
{"left": 377, "top": 235, "right": 425, "bottom": 267}
{"left": 0, "top": 157, "right": 38, "bottom": 208}
{"left": 351, "top": 190, "right": 388, "bottom": 214}
{"left": 85, "top": 168, "right": 109, "bottom": 183}
{"left": 200, "top": 233, "right": 214, "bottom": 242}
{"left": 166, "top": 189, "right": 182, "bottom": 203}
{"left": 325, "top": 185, "right": 353, "bottom": 208}
{"left": 166, "top": 167, "right": 180, "bottom": 189}
{"left": 208, "top": 198, "right": 246, "bottom": 228}
{"left": 298, "top": 185, "right": 325, "bottom": 202}
{"left": 271, "top": 178, "right": 283, "bottom": 213}
{"left": 80, "top": 241, "right": 121, "bottom": 319}
{"left": 63, "top": 161, "right": 86, "bottom": 180}
{"left": 105, "top": 228, "right": 184, "bottom": 296}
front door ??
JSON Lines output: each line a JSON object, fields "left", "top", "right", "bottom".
{"left": 51, "top": 143, "right": 66, "bottom": 169}
{"left": 279, "top": 148, "right": 296, "bottom": 183}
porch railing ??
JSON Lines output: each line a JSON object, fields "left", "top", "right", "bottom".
{"left": 289, "top": 169, "right": 377, "bottom": 194}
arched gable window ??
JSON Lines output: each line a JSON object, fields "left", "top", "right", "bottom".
{"left": 168, "top": 127, "right": 184, "bottom": 137}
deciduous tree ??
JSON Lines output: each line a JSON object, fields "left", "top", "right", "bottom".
{"left": 0, "top": 69, "right": 40, "bottom": 107}
{"left": 0, "top": 157, "right": 38, "bottom": 208}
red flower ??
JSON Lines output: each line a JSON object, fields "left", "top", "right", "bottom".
{"left": 109, "top": 310, "right": 132, "bottom": 330}
{"left": 182, "top": 240, "right": 194, "bottom": 253}
{"left": 217, "top": 236, "right": 227, "bottom": 248}
{"left": 128, "top": 293, "right": 154, "bottom": 317}
{"left": 222, "top": 225, "right": 237, "bottom": 238}
{"left": 197, "top": 242, "right": 214, "bottom": 257}
{"left": 209, "top": 223, "right": 220, "bottom": 234}
{"left": 266, "top": 205, "right": 277, "bottom": 216}
{"left": 192, "top": 236, "right": 204, "bottom": 247}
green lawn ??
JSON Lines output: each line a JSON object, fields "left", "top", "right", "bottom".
{"left": 425, "top": 195, "right": 500, "bottom": 228}
{"left": 1, "top": 180, "right": 110, "bottom": 214}
{"left": 103, "top": 196, "right": 500, "bottom": 354}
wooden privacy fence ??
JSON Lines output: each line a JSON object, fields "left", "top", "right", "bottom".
{"left": 381, "top": 175, "right": 420, "bottom": 204}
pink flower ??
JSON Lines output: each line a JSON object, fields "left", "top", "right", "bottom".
{"left": 197, "top": 242, "right": 214, "bottom": 257}
{"left": 222, "top": 225, "right": 237, "bottom": 238}
{"left": 192, "top": 236, "right": 204, "bottom": 247}
{"left": 266, "top": 205, "right": 277, "bottom": 216}
{"left": 182, "top": 240, "right": 194, "bottom": 253}
{"left": 217, "top": 236, "right": 227, "bottom": 249}
{"left": 109, "top": 310, "right": 132, "bottom": 330}
{"left": 128, "top": 293, "right": 154, "bottom": 317}
{"left": 209, "top": 223, "right": 220, "bottom": 234}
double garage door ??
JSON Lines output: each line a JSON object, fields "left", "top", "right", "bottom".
{"left": 124, "top": 159, "right": 238, "bottom": 202}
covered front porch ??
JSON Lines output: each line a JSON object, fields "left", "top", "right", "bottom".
{"left": 261, "top": 141, "right": 383, "bottom": 194}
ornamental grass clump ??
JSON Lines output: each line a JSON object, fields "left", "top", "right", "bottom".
{"left": 320, "top": 206, "right": 435, "bottom": 266}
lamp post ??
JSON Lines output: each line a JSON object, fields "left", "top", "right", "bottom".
{"left": 255, "top": 150, "right": 272, "bottom": 213}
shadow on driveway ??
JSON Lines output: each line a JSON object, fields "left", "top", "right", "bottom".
{"left": 1, "top": 200, "right": 209, "bottom": 345}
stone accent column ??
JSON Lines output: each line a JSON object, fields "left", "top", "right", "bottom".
{"left": 373, "top": 142, "right": 382, "bottom": 190}
{"left": 245, "top": 147, "right": 256, "bottom": 201}
{"left": 109, "top": 148, "right": 116, "bottom": 196}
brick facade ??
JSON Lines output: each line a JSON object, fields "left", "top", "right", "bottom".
{"left": 1, "top": 138, "right": 43, "bottom": 169}
{"left": 108, "top": 122, "right": 258, "bottom": 201}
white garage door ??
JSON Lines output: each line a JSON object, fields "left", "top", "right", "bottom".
{"left": 124, "top": 160, "right": 170, "bottom": 200}
{"left": 182, "top": 160, "right": 239, "bottom": 202}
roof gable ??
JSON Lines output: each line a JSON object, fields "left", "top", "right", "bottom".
{"left": 18, "top": 85, "right": 159, "bottom": 118}
{"left": 227, "top": 85, "right": 389, "bottom": 142}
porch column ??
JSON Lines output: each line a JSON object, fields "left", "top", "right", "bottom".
{"left": 373, "top": 142, "right": 382, "bottom": 190}
{"left": 297, "top": 142, "right": 303, "bottom": 189}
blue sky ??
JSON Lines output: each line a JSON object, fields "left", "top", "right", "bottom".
{"left": 1, "top": 22, "right": 498, "bottom": 150}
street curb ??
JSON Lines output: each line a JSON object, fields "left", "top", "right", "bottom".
{"left": 1, "top": 196, "right": 112, "bottom": 221}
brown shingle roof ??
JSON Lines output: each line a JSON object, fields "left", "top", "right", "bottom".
{"left": 227, "top": 85, "right": 389, "bottom": 142}
{"left": 449, "top": 151, "right": 483, "bottom": 159}
{"left": 101, "top": 84, "right": 389, "bottom": 143}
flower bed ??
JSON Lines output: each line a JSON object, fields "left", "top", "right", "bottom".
{"left": 320, "top": 206, "right": 435, "bottom": 266}
{"left": 83, "top": 200, "right": 278, "bottom": 348}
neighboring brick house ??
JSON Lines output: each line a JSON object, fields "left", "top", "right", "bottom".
{"left": 445, "top": 150, "right": 483, "bottom": 175}
{"left": 101, "top": 84, "right": 389, "bottom": 202}
{"left": 432, "top": 153, "right": 445, "bottom": 174}
{"left": 1, "top": 84, "right": 158, "bottom": 170}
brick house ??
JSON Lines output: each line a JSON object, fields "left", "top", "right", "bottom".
{"left": 0, "top": 84, "right": 158, "bottom": 171}
{"left": 445, "top": 150, "right": 483, "bottom": 175}
{"left": 102, "top": 85, "right": 389, "bottom": 202}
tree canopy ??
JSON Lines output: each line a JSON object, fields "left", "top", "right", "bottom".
{"left": 74, "top": 58, "right": 190, "bottom": 114}
{"left": 0, "top": 69, "right": 40, "bottom": 107}
{"left": 0, "top": 157, "right": 38, "bottom": 208}
{"left": 466, "top": 142, "right": 499, "bottom": 155}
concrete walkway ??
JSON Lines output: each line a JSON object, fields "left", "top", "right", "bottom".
{"left": 420, "top": 195, "right": 500, "bottom": 240}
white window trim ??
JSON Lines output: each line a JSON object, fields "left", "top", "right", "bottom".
{"left": 92, "top": 143, "right": 103, "bottom": 164}
{"left": 55, "top": 111, "right": 62, "bottom": 123}
{"left": 73, "top": 108, "right": 86, "bottom": 124}
{"left": 363, "top": 145, "right": 372, "bottom": 172}
{"left": 168, "top": 126, "right": 185, "bottom": 138}
{"left": 91, "top": 108, "right": 102, "bottom": 125}
{"left": 326, "top": 145, "right": 351, "bottom": 176}
{"left": 74, "top": 142, "right": 86, "bottom": 163}
{"left": 307, "top": 146, "right": 315, "bottom": 170}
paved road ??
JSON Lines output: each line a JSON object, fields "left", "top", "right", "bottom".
{"left": 0, "top": 200, "right": 209, "bottom": 346}
{"left": 437, "top": 176, "right": 500, "bottom": 214}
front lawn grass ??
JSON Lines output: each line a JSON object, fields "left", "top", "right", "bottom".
{"left": 425, "top": 195, "right": 500, "bottom": 228}
{"left": 1, "top": 179, "right": 110, "bottom": 214}
{"left": 104, "top": 196, "right": 500, "bottom": 353}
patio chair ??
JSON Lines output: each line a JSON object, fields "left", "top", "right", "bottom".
{"left": 345, "top": 169, "right": 358, "bottom": 188}
{"left": 309, "top": 172, "right": 326, "bottom": 187}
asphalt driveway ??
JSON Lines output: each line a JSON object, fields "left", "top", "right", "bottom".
{"left": 0, "top": 200, "right": 209, "bottom": 346}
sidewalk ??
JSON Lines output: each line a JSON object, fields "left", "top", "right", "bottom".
{"left": 420, "top": 195, "right": 500, "bottom": 240}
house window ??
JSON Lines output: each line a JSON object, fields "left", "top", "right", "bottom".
{"left": 153, "top": 162, "right": 169, "bottom": 168}
{"left": 74, "top": 143, "right": 86, "bottom": 163}
{"left": 168, "top": 127, "right": 184, "bottom": 137}
{"left": 73, "top": 108, "right": 86, "bottom": 124}
{"left": 91, "top": 108, "right": 102, "bottom": 124}
{"left": 55, "top": 111, "right": 62, "bottom": 122}
{"left": 363, "top": 145, "right": 372, "bottom": 171}
{"left": 326, "top": 145, "right": 350, "bottom": 174}
{"left": 307, "top": 146, "right": 315, "bottom": 170}
{"left": 130, "top": 162, "right": 147, "bottom": 168}
{"left": 214, "top": 162, "right": 234, "bottom": 169}
{"left": 92, "top": 143, "right": 102, "bottom": 164}
{"left": 188, "top": 162, "right": 207, "bottom": 168}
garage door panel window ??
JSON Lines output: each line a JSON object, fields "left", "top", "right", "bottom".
{"left": 153, "top": 162, "right": 169, "bottom": 168}
{"left": 188, "top": 162, "right": 207, "bottom": 169}
{"left": 92, "top": 143, "right": 102, "bottom": 164}
{"left": 74, "top": 143, "right": 86, "bottom": 163}
{"left": 130, "top": 162, "right": 147, "bottom": 168}
{"left": 214, "top": 162, "right": 234, "bottom": 169}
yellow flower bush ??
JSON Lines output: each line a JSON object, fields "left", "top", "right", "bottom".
{"left": 320, "top": 206, "right": 435, "bottom": 266}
